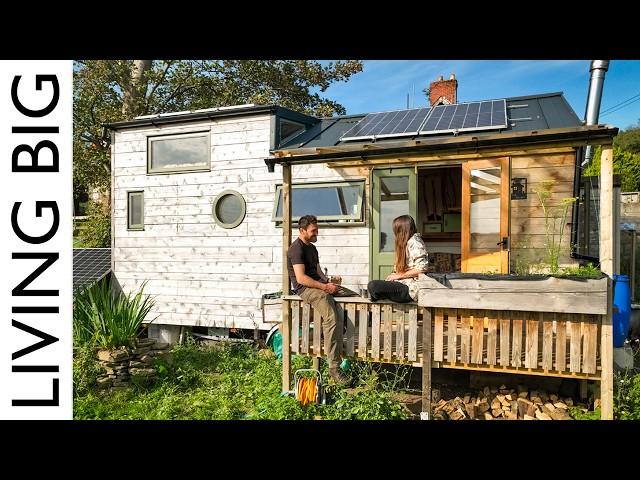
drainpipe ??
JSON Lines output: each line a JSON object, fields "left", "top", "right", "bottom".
{"left": 581, "top": 60, "right": 610, "bottom": 166}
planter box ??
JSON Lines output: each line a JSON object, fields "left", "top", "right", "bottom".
{"left": 262, "top": 297, "right": 282, "bottom": 323}
{"left": 418, "top": 273, "right": 609, "bottom": 315}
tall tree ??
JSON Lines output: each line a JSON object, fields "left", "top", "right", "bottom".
{"left": 73, "top": 60, "right": 363, "bottom": 196}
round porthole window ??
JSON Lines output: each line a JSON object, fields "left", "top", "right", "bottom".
{"left": 212, "top": 190, "right": 246, "bottom": 229}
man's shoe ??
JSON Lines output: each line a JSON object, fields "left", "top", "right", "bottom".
{"left": 329, "top": 367, "right": 352, "bottom": 387}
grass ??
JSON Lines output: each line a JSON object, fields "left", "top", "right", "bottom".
{"left": 74, "top": 339, "right": 412, "bottom": 420}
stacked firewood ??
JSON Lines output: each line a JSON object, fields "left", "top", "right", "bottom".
{"left": 431, "top": 384, "right": 593, "bottom": 420}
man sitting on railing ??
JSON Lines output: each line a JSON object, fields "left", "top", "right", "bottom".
{"left": 287, "top": 214, "right": 352, "bottom": 387}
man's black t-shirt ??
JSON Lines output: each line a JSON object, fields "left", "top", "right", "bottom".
{"left": 287, "top": 238, "right": 323, "bottom": 294}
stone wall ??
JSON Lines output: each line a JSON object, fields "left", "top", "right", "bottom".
{"left": 96, "top": 338, "right": 172, "bottom": 391}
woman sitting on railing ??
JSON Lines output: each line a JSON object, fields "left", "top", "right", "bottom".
{"left": 368, "top": 215, "right": 429, "bottom": 303}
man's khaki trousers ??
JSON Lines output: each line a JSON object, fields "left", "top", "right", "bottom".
{"left": 299, "top": 288, "right": 341, "bottom": 368}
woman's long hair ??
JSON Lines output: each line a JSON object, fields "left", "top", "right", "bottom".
{"left": 393, "top": 215, "right": 417, "bottom": 274}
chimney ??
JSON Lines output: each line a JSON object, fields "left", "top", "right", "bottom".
{"left": 581, "top": 60, "right": 610, "bottom": 166}
{"left": 429, "top": 73, "right": 458, "bottom": 106}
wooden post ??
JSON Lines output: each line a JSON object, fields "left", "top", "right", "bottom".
{"left": 421, "top": 307, "right": 433, "bottom": 419}
{"left": 600, "top": 144, "right": 614, "bottom": 276}
{"left": 601, "top": 279, "right": 614, "bottom": 419}
{"left": 281, "top": 163, "right": 292, "bottom": 393}
{"left": 599, "top": 144, "right": 614, "bottom": 419}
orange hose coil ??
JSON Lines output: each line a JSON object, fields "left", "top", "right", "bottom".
{"left": 297, "top": 377, "right": 318, "bottom": 406}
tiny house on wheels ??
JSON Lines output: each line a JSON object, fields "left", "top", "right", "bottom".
{"left": 106, "top": 76, "right": 616, "bottom": 348}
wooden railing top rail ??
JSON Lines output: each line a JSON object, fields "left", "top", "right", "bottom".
{"left": 282, "top": 295, "right": 417, "bottom": 305}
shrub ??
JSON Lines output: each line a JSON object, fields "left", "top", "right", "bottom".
{"left": 614, "top": 369, "right": 640, "bottom": 420}
{"left": 73, "top": 344, "right": 102, "bottom": 397}
{"left": 79, "top": 200, "right": 110, "bottom": 248}
{"left": 73, "top": 278, "right": 155, "bottom": 348}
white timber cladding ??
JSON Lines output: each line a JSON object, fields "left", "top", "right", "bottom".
{"left": 112, "top": 114, "right": 369, "bottom": 330}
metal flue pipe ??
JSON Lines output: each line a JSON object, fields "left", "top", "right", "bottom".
{"left": 582, "top": 60, "right": 610, "bottom": 166}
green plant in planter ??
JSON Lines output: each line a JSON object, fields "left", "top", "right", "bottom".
{"left": 73, "top": 278, "right": 156, "bottom": 349}
{"left": 534, "top": 181, "right": 577, "bottom": 274}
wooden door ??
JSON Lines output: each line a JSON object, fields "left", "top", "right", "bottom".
{"left": 461, "top": 157, "right": 510, "bottom": 273}
{"left": 371, "top": 168, "right": 417, "bottom": 280}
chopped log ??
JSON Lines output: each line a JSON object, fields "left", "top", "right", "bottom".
{"left": 563, "top": 398, "right": 574, "bottom": 407}
{"left": 554, "top": 402, "right": 568, "bottom": 410}
{"left": 505, "top": 394, "right": 513, "bottom": 401}
{"left": 465, "top": 403, "right": 477, "bottom": 419}
{"left": 484, "top": 412, "right": 494, "bottom": 420}
{"left": 518, "top": 391, "right": 529, "bottom": 399}
{"left": 544, "top": 402, "right": 557, "bottom": 412}
{"left": 491, "top": 408, "right": 502, "bottom": 417}
{"left": 517, "top": 384, "right": 528, "bottom": 395}
{"left": 541, "top": 405, "right": 556, "bottom": 418}
{"left": 450, "top": 409, "right": 466, "bottom": 420}
{"left": 433, "top": 410, "right": 448, "bottom": 420}
{"left": 491, "top": 399, "right": 502, "bottom": 410}
{"left": 432, "top": 389, "right": 441, "bottom": 404}
{"left": 478, "top": 401, "right": 490, "bottom": 413}
{"left": 535, "top": 410, "right": 552, "bottom": 420}
{"left": 506, "top": 411, "right": 518, "bottom": 420}
{"left": 483, "top": 386, "right": 491, "bottom": 398}
{"left": 550, "top": 394, "right": 559, "bottom": 403}
{"left": 517, "top": 398, "right": 531, "bottom": 418}
{"left": 463, "top": 394, "right": 471, "bottom": 405}
{"left": 549, "top": 409, "right": 571, "bottom": 420}
{"left": 510, "top": 400, "right": 519, "bottom": 413}
{"left": 526, "top": 403, "right": 537, "bottom": 417}
{"left": 539, "top": 391, "right": 549, "bottom": 403}
{"left": 523, "top": 414, "right": 536, "bottom": 420}
{"left": 531, "top": 396, "right": 543, "bottom": 405}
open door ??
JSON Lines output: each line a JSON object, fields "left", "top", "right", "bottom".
{"left": 371, "top": 168, "right": 417, "bottom": 280}
{"left": 461, "top": 157, "right": 510, "bottom": 273}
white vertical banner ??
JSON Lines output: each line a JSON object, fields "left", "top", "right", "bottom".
{"left": 0, "top": 61, "right": 72, "bottom": 419}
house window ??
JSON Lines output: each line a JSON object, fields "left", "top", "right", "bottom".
{"left": 212, "top": 190, "right": 246, "bottom": 229}
{"left": 127, "top": 191, "right": 144, "bottom": 230}
{"left": 279, "top": 118, "right": 306, "bottom": 144}
{"left": 272, "top": 181, "right": 365, "bottom": 225}
{"left": 147, "top": 131, "right": 210, "bottom": 174}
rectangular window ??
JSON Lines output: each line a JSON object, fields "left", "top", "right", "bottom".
{"left": 127, "top": 191, "right": 144, "bottom": 230}
{"left": 147, "top": 131, "right": 210, "bottom": 174}
{"left": 272, "top": 181, "right": 365, "bottom": 225}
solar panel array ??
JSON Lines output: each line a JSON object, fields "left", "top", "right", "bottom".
{"left": 73, "top": 248, "right": 111, "bottom": 293}
{"left": 340, "top": 107, "right": 431, "bottom": 141}
{"left": 339, "top": 99, "right": 507, "bottom": 141}
{"left": 419, "top": 100, "right": 507, "bottom": 135}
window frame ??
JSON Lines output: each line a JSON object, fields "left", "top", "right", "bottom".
{"left": 272, "top": 180, "right": 366, "bottom": 227}
{"left": 212, "top": 189, "right": 247, "bottom": 229}
{"left": 127, "top": 191, "right": 144, "bottom": 231}
{"left": 147, "top": 130, "right": 211, "bottom": 175}
{"left": 279, "top": 118, "right": 306, "bottom": 145}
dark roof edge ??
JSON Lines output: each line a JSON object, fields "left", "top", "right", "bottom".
{"left": 265, "top": 125, "right": 618, "bottom": 168}
{"left": 106, "top": 105, "right": 318, "bottom": 131}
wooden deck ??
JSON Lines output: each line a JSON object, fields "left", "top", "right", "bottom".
{"left": 282, "top": 296, "right": 602, "bottom": 380}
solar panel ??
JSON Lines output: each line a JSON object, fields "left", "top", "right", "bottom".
{"left": 73, "top": 248, "right": 111, "bottom": 293}
{"left": 340, "top": 107, "right": 431, "bottom": 141}
{"left": 419, "top": 99, "right": 507, "bottom": 135}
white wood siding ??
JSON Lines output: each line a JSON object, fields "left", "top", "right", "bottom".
{"left": 112, "top": 114, "right": 369, "bottom": 330}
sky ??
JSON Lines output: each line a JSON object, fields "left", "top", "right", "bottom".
{"left": 319, "top": 60, "right": 640, "bottom": 131}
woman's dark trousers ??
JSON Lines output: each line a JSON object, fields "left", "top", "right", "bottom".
{"left": 367, "top": 280, "right": 413, "bottom": 303}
